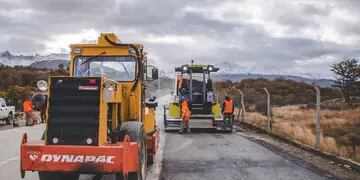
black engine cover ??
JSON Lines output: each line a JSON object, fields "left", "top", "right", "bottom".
{"left": 46, "top": 77, "right": 101, "bottom": 146}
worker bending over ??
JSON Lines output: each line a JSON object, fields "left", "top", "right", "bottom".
{"left": 23, "top": 97, "right": 33, "bottom": 126}
{"left": 179, "top": 100, "right": 191, "bottom": 134}
{"left": 222, "top": 95, "right": 234, "bottom": 127}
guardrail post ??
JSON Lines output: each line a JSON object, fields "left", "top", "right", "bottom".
{"left": 264, "top": 88, "right": 271, "bottom": 132}
{"left": 312, "top": 84, "right": 321, "bottom": 151}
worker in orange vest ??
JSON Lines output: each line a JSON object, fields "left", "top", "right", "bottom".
{"left": 222, "top": 95, "right": 234, "bottom": 128}
{"left": 179, "top": 99, "right": 191, "bottom": 134}
{"left": 178, "top": 74, "right": 183, "bottom": 89}
{"left": 177, "top": 74, "right": 183, "bottom": 95}
{"left": 23, "top": 97, "right": 33, "bottom": 126}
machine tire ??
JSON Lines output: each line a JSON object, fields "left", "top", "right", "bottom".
{"left": 163, "top": 115, "right": 167, "bottom": 127}
{"left": 163, "top": 106, "right": 167, "bottom": 127}
{"left": 147, "top": 154, "right": 154, "bottom": 166}
{"left": 41, "top": 131, "right": 45, "bottom": 140}
{"left": 38, "top": 172, "right": 79, "bottom": 180}
{"left": 39, "top": 172, "right": 58, "bottom": 180}
{"left": 6, "top": 112, "right": 13, "bottom": 125}
{"left": 119, "top": 121, "right": 146, "bottom": 180}
{"left": 115, "top": 173, "right": 125, "bottom": 180}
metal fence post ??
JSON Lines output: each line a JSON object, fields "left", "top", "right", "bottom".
{"left": 312, "top": 84, "right": 321, "bottom": 151}
{"left": 238, "top": 89, "right": 247, "bottom": 122}
{"left": 264, "top": 88, "right": 271, "bottom": 132}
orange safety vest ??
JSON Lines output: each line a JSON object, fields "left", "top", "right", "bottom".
{"left": 181, "top": 101, "right": 190, "bottom": 121}
{"left": 178, "top": 75, "right": 183, "bottom": 89}
{"left": 223, "top": 99, "right": 233, "bottom": 114}
{"left": 23, "top": 100, "right": 33, "bottom": 113}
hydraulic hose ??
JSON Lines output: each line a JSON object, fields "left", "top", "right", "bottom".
{"left": 104, "top": 35, "right": 142, "bottom": 92}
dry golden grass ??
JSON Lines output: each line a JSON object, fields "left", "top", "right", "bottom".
{"left": 246, "top": 112, "right": 267, "bottom": 128}
{"left": 244, "top": 106, "right": 360, "bottom": 162}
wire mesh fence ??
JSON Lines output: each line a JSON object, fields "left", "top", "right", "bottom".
{"left": 216, "top": 79, "right": 360, "bottom": 163}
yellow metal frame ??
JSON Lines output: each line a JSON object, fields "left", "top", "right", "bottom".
{"left": 45, "top": 33, "right": 157, "bottom": 145}
{"left": 169, "top": 103, "right": 180, "bottom": 119}
{"left": 212, "top": 103, "right": 222, "bottom": 118}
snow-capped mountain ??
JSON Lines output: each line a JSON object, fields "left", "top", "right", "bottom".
{"left": 215, "top": 62, "right": 251, "bottom": 74}
{"left": 0, "top": 51, "right": 69, "bottom": 67}
{"left": 0, "top": 51, "right": 335, "bottom": 87}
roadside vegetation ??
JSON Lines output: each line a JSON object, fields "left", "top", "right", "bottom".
{"left": 245, "top": 106, "right": 360, "bottom": 162}
{"left": 0, "top": 65, "right": 67, "bottom": 109}
{"left": 216, "top": 58, "right": 360, "bottom": 163}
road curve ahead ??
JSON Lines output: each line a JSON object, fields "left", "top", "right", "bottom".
{"left": 161, "top": 133, "right": 329, "bottom": 180}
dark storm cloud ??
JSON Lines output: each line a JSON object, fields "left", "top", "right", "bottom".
{"left": 177, "top": 12, "right": 237, "bottom": 34}
{"left": 0, "top": 0, "right": 359, "bottom": 77}
{"left": 302, "top": 4, "right": 331, "bottom": 16}
{"left": 5, "top": 36, "right": 46, "bottom": 53}
{"left": 25, "top": 0, "right": 113, "bottom": 12}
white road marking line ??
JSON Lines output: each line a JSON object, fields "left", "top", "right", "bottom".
{"left": 0, "top": 126, "right": 25, "bottom": 133}
{"left": 0, "top": 124, "right": 44, "bottom": 133}
{"left": 0, "top": 156, "right": 19, "bottom": 166}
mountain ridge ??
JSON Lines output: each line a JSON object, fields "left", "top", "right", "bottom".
{"left": 0, "top": 51, "right": 69, "bottom": 67}
{"left": 0, "top": 51, "right": 335, "bottom": 87}
{"left": 212, "top": 73, "right": 334, "bottom": 87}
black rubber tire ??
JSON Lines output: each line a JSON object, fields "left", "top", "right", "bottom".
{"left": 99, "top": 173, "right": 124, "bottom": 180}
{"left": 115, "top": 173, "right": 125, "bottom": 180}
{"left": 147, "top": 154, "right": 154, "bottom": 166}
{"left": 6, "top": 113, "right": 13, "bottom": 125}
{"left": 119, "top": 121, "right": 146, "bottom": 180}
{"left": 163, "top": 106, "right": 167, "bottom": 127}
{"left": 38, "top": 172, "right": 79, "bottom": 180}
{"left": 163, "top": 114, "right": 166, "bottom": 126}
{"left": 39, "top": 172, "right": 59, "bottom": 180}
{"left": 41, "top": 131, "right": 46, "bottom": 140}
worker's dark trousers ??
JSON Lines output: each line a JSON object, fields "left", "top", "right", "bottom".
{"left": 179, "top": 121, "right": 190, "bottom": 133}
{"left": 223, "top": 113, "right": 233, "bottom": 126}
{"left": 25, "top": 112, "right": 33, "bottom": 126}
{"left": 40, "top": 110, "right": 46, "bottom": 123}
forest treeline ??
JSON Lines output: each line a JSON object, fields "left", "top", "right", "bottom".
{"left": 214, "top": 78, "right": 343, "bottom": 108}
{"left": 0, "top": 65, "right": 67, "bottom": 109}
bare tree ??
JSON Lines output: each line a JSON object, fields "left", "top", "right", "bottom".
{"left": 330, "top": 58, "right": 360, "bottom": 103}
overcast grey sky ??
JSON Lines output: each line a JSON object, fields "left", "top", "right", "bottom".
{"left": 1, "top": 0, "right": 360, "bottom": 78}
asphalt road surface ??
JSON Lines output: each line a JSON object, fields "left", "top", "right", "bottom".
{"left": 0, "top": 93, "right": 335, "bottom": 180}
{"left": 161, "top": 132, "right": 332, "bottom": 180}
{"left": 0, "top": 124, "right": 44, "bottom": 180}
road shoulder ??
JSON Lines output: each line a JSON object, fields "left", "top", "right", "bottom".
{"left": 236, "top": 126, "right": 360, "bottom": 180}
